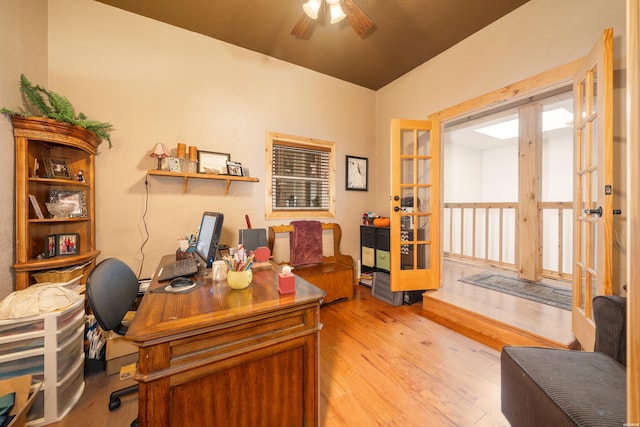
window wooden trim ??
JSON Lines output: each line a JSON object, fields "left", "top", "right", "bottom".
{"left": 265, "top": 132, "right": 336, "bottom": 219}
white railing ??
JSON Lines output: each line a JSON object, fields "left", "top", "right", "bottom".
{"left": 443, "top": 201, "right": 573, "bottom": 280}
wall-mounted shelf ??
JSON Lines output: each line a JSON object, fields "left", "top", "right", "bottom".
{"left": 146, "top": 170, "right": 259, "bottom": 195}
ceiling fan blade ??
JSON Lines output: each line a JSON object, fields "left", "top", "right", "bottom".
{"left": 341, "top": 0, "right": 373, "bottom": 36}
{"left": 291, "top": 13, "right": 313, "bottom": 37}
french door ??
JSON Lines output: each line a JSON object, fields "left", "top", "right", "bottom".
{"left": 572, "top": 28, "right": 614, "bottom": 351}
{"left": 389, "top": 119, "right": 441, "bottom": 291}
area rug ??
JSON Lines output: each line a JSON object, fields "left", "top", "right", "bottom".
{"left": 458, "top": 273, "right": 572, "bottom": 311}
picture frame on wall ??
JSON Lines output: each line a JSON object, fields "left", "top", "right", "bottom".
{"left": 198, "top": 151, "right": 230, "bottom": 174}
{"left": 346, "top": 155, "right": 368, "bottom": 191}
{"left": 57, "top": 233, "right": 79, "bottom": 256}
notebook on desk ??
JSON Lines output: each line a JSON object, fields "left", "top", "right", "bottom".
{"left": 156, "top": 212, "right": 224, "bottom": 281}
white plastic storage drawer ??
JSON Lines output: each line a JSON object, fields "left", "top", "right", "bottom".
{"left": 0, "top": 353, "right": 44, "bottom": 381}
{"left": 0, "top": 298, "right": 84, "bottom": 426}
{"left": 57, "top": 359, "right": 84, "bottom": 419}
{"left": 57, "top": 328, "right": 83, "bottom": 381}
{"left": 0, "top": 335, "right": 44, "bottom": 356}
{"left": 56, "top": 302, "right": 84, "bottom": 332}
{"left": 0, "top": 317, "right": 44, "bottom": 338}
{"left": 57, "top": 323, "right": 83, "bottom": 348}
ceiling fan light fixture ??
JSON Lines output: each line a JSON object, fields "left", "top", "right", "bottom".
{"left": 329, "top": 3, "right": 347, "bottom": 24}
{"left": 303, "top": 0, "right": 321, "bottom": 20}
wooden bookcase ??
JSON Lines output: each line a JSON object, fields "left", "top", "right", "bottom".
{"left": 12, "top": 116, "right": 102, "bottom": 290}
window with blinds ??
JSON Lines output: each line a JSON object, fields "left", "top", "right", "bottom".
{"left": 266, "top": 133, "right": 335, "bottom": 219}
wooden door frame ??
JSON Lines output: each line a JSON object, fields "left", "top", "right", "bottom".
{"left": 626, "top": 0, "right": 639, "bottom": 421}
{"left": 430, "top": 60, "right": 582, "bottom": 281}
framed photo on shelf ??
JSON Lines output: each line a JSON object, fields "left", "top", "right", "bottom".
{"left": 44, "top": 156, "right": 73, "bottom": 180}
{"left": 44, "top": 235, "right": 57, "bottom": 258}
{"left": 198, "top": 151, "right": 230, "bottom": 174}
{"left": 50, "top": 189, "right": 87, "bottom": 217}
{"left": 346, "top": 155, "right": 368, "bottom": 191}
{"left": 226, "top": 160, "right": 243, "bottom": 176}
{"left": 57, "top": 233, "right": 79, "bottom": 256}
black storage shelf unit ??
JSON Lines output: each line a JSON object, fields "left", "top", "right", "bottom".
{"left": 360, "top": 225, "right": 425, "bottom": 306}
{"left": 359, "top": 225, "right": 390, "bottom": 287}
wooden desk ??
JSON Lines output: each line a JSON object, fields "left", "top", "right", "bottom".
{"left": 126, "top": 256, "right": 326, "bottom": 427}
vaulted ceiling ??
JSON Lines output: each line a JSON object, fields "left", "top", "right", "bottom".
{"left": 95, "top": 0, "right": 530, "bottom": 90}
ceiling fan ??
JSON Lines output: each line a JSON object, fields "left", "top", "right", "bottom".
{"left": 291, "top": 0, "right": 374, "bottom": 38}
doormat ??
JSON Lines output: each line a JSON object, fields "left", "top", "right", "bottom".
{"left": 458, "top": 273, "right": 572, "bottom": 311}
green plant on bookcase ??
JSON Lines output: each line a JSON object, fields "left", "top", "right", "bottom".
{"left": 1, "top": 74, "right": 114, "bottom": 147}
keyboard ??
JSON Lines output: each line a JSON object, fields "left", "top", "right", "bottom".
{"left": 157, "top": 257, "right": 199, "bottom": 282}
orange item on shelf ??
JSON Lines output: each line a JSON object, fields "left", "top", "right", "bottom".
{"left": 373, "top": 217, "right": 390, "bottom": 227}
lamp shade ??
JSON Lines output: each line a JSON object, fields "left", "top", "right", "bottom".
{"left": 150, "top": 143, "right": 170, "bottom": 170}
{"left": 150, "top": 143, "right": 170, "bottom": 158}
{"left": 329, "top": 3, "right": 346, "bottom": 23}
{"left": 303, "top": 0, "right": 321, "bottom": 19}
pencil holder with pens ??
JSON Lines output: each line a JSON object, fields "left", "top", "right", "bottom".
{"left": 223, "top": 244, "right": 254, "bottom": 289}
{"left": 226, "top": 269, "right": 252, "bottom": 289}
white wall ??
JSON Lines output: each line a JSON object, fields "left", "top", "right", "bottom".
{"left": 42, "top": 0, "right": 375, "bottom": 283}
{"left": 0, "top": 0, "right": 628, "bottom": 298}
{"left": 375, "top": 0, "right": 626, "bottom": 215}
{"left": 0, "top": 1, "right": 49, "bottom": 298}
{"left": 375, "top": 0, "right": 627, "bottom": 286}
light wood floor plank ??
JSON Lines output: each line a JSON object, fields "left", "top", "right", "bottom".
{"left": 52, "top": 283, "right": 510, "bottom": 427}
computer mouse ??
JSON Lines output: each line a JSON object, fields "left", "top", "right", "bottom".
{"left": 170, "top": 277, "right": 194, "bottom": 288}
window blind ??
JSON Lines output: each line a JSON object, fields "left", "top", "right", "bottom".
{"left": 272, "top": 143, "right": 330, "bottom": 210}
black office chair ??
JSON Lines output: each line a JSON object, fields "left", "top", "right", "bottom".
{"left": 86, "top": 258, "right": 140, "bottom": 427}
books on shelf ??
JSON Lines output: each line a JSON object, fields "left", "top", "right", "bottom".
{"left": 359, "top": 271, "right": 373, "bottom": 287}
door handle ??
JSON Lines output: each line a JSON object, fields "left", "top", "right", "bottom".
{"left": 583, "top": 207, "right": 602, "bottom": 217}
{"left": 583, "top": 207, "right": 622, "bottom": 216}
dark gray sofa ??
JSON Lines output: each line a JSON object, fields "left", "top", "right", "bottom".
{"left": 501, "top": 295, "right": 627, "bottom": 426}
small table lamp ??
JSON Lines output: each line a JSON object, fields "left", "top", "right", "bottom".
{"left": 150, "top": 143, "right": 170, "bottom": 170}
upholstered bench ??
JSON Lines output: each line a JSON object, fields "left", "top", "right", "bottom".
{"left": 501, "top": 295, "right": 627, "bottom": 426}
{"left": 268, "top": 222, "right": 354, "bottom": 304}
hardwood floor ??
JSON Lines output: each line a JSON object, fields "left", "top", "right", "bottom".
{"left": 319, "top": 288, "right": 508, "bottom": 426}
{"left": 423, "top": 259, "right": 574, "bottom": 350}
{"left": 53, "top": 284, "right": 509, "bottom": 426}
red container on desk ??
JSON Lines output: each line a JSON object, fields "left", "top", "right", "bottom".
{"left": 278, "top": 273, "right": 296, "bottom": 294}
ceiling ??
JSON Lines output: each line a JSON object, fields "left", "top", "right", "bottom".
{"left": 95, "top": 0, "right": 530, "bottom": 90}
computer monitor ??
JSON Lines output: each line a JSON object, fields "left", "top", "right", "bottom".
{"left": 195, "top": 212, "right": 224, "bottom": 268}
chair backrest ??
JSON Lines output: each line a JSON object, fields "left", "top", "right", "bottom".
{"left": 86, "top": 258, "right": 139, "bottom": 336}
{"left": 593, "top": 295, "right": 627, "bottom": 366}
